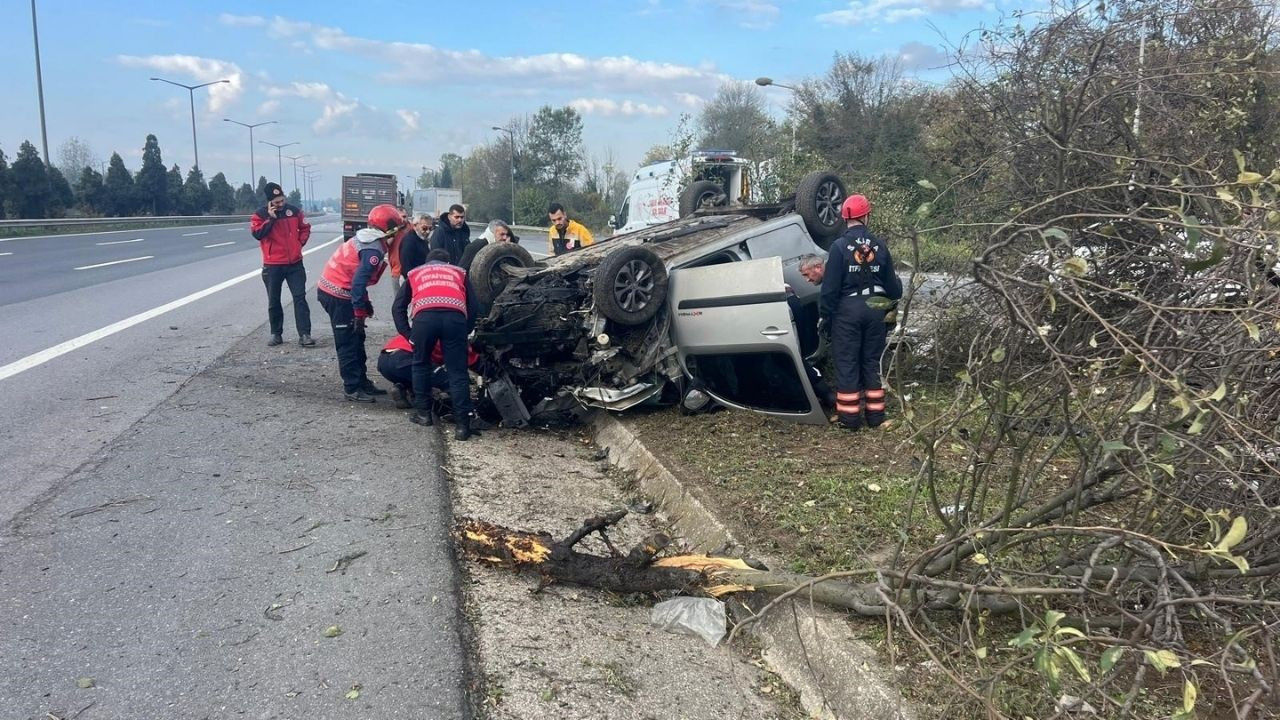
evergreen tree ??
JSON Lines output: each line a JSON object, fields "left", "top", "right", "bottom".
{"left": 102, "top": 152, "right": 136, "bottom": 216}
{"left": 10, "top": 141, "right": 51, "bottom": 219}
{"left": 207, "top": 172, "right": 236, "bottom": 214}
{"left": 234, "top": 182, "right": 257, "bottom": 213}
{"left": 439, "top": 164, "right": 453, "bottom": 188}
{"left": 166, "top": 164, "right": 184, "bottom": 216}
{"left": 255, "top": 175, "right": 269, "bottom": 198}
{"left": 181, "top": 167, "right": 210, "bottom": 215}
{"left": 287, "top": 189, "right": 302, "bottom": 205}
{"left": 76, "top": 166, "right": 105, "bottom": 214}
{"left": 0, "top": 147, "right": 9, "bottom": 219}
{"left": 47, "top": 166, "right": 74, "bottom": 216}
{"left": 136, "top": 134, "right": 168, "bottom": 215}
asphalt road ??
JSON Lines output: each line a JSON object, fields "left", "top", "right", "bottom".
{"left": 0, "top": 222, "right": 258, "bottom": 307}
{"left": 0, "top": 219, "right": 472, "bottom": 718}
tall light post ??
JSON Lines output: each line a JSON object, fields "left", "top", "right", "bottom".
{"left": 258, "top": 140, "right": 298, "bottom": 186}
{"left": 285, "top": 154, "right": 309, "bottom": 198}
{"left": 304, "top": 169, "right": 321, "bottom": 212}
{"left": 297, "top": 164, "right": 310, "bottom": 209}
{"left": 150, "top": 76, "right": 230, "bottom": 174}
{"left": 491, "top": 125, "right": 517, "bottom": 224}
{"left": 223, "top": 118, "right": 276, "bottom": 187}
{"left": 755, "top": 77, "right": 797, "bottom": 159}
{"left": 30, "top": 0, "right": 50, "bottom": 167}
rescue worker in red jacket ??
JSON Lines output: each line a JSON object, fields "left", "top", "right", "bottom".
{"left": 375, "top": 334, "right": 480, "bottom": 409}
{"left": 819, "top": 194, "right": 902, "bottom": 430}
{"left": 317, "top": 204, "right": 407, "bottom": 402}
{"left": 391, "top": 249, "right": 482, "bottom": 439}
{"left": 250, "top": 182, "right": 313, "bottom": 347}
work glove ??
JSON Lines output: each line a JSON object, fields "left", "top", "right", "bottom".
{"left": 817, "top": 316, "right": 832, "bottom": 340}
{"left": 354, "top": 307, "right": 371, "bottom": 333}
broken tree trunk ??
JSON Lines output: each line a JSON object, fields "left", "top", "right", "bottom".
{"left": 455, "top": 511, "right": 886, "bottom": 613}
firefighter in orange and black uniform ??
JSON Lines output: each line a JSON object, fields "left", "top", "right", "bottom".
{"left": 392, "top": 249, "right": 482, "bottom": 440}
{"left": 819, "top": 194, "right": 902, "bottom": 429}
{"left": 316, "top": 204, "right": 408, "bottom": 402}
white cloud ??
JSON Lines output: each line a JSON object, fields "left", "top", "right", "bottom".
{"left": 896, "top": 41, "right": 950, "bottom": 69}
{"left": 251, "top": 15, "right": 729, "bottom": 97}
{"left": 266, "top": 82, "right": 363, "bottom": 135}
{"left": 396, "top": 109, "right": 421, "bottom": 138}
{"left": 117, "top": 54, "right": 245, "bottom": 112}
{"left": 218, "top": 13, "right": 266, "bottom": 27}
{"left": 674, "top": 92, "right": 706, "bottom": 108}
{"left": 257, "top": 99, "right": 282, "bottom": 116}
{"left": 818, "top": 0, "right": 989, "bottom": 24}
{"left": 569, "top": 98, "right": 670, "bottom": 117}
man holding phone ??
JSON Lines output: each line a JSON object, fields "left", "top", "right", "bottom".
{"left": 251, "top": 182, "right": 314, "bottom": 347}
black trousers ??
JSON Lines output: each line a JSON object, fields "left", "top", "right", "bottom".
{"left": 318, "top": 290, "right": 369, "bottom": 393}
{"left": 378, "top": 349, "right": 449, "bottom": 392}
{"left": 262, "top": 262, "right": 311, "bottom": 336}
{"left": 832, "top": 296, "right": 888, "bottom": 428}
{"left": 410, "top": 311, "right": 471, "bottom": 416}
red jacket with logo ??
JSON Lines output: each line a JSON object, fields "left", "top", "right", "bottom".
{"left": 250, "top": 204, "right": 311, "bottom": 265}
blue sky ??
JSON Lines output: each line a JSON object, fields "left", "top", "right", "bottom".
{"left": 2, "top": 0, "right": 1022, "bottom": 202}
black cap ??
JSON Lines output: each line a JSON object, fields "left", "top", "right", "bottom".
{"left": 264, "top": 182, "right": 284, "bottom": 200}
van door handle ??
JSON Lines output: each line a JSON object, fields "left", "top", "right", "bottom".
{"left": 760, "top": 326, "right": 790, "bottom": 338}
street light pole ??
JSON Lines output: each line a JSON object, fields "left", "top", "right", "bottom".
{"left": 223, "top": 119, "right": 276, "bottom": 187}
{"left": 30, "top": 0, "right": 50, "bottom": 167}
{"left": 755, "top": 77, "right": 797, "bottom": 160}
{"left": 285, "top": 154, "right": 309, "bottom": 198}
{"left": 298, "top": 164, "right": 310, "bottom": 208}
{"left": 258, "top": 140, "right": 298, "bottom": 186}
{"left": 150, "top": 76, "right": 230, "bottom": 174}
{"left": 492, "top": 125, "right": 516, "bottom": 224}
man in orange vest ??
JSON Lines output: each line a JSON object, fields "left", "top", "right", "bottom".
{"left": 392, "top": 248, "right": 482, "bottom": 439}
{"left": 316, "top": 204, "right": 408, "bottom": 402}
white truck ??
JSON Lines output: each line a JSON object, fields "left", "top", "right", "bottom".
{"left": 411, "top": 187, "right": 462, "bottom": 218}
{"left": 610, "top": 151, "right": 755, "bottom": 235}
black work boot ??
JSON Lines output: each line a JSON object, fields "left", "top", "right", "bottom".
{"left": 344, "top": 389, "right": 376, "bottom": 403}
{"left": 454, "top": 414, "right": 479, "bottom": 441}
{"left": 267, "top": 334, "right": 284, "bottom": 347}
{"left": 409, "top": 410, "right": 434, "bottom": 427}
{"left": 360, "top": 380, "right": 388, "bottom": 396}
{"left": 298, "top": 333, "right": 315, "bottom": 347}
{"left": 391, "top": 385, "right": 412, "bottom": 409}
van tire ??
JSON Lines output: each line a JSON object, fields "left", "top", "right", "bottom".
{"left": 471, "top": 242, "right": 535, "bottom": 306}
{"left": 678, "top": 180, "right": 727, "bottom": 217}
{"left": 795, "top": 171, "right": 846, "bottom": 243}
{"left": 592, "top": 246, "right": 668, "bottom": 325}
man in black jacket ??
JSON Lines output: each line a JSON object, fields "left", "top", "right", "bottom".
{"left": 399, "top": 212, "right": 434, "bottom": 281}
{"left": 428, "top": 204, "right": 470, "bottom": 265}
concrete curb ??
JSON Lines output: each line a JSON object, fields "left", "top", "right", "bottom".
{"left": 591, "top": 412, "right": 916, "bottom": 720}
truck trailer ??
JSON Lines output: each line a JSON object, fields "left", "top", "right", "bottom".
{"left": 341, "top": 173, "right": 399, "bottom": 239}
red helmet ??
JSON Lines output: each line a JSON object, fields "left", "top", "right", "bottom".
{"left": 368, "top": 204, "right": 406, "bottom": 234}
{"left": 841, "top": 194, "right": 871, "bottom": 220}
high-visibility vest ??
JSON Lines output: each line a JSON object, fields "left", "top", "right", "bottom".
{"left": 383, "top": 334, "right": 413, "bottom": 353}
{"left": 407, "top": 262, "right": 468, "bottom": 317}
{"left": 318, "top": 239, "right": 386, "bottom": 298}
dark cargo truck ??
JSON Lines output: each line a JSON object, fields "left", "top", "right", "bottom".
{"left": 341, "top": 173, "right": 399, "bottom": 239}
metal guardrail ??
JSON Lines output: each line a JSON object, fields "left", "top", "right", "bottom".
{"left": 0, "top": 214, "right": 252, "bottom": 229}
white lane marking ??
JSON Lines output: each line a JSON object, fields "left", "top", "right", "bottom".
{"left": 204, "top": 241, "right": 235, "bottom": 248}
{"left": 227, "top": 228, "right": 242, "bottom": 232}
{"left": 96, "top": 238, "right": 144, "bottom": 246}
{"left": 0, "top": 252, "right": 12, "bottom": 257}
{"left": 0, "top": 223, "right": 245, "bottom": 243}
{"left": 0, "top": 236, "right": 341, "bottom": 383}
{"left": 182, "top": 231, "right": 209, "bottom": 237}
{"left": 74, "top": 256, "right": 155, "bottom": 271}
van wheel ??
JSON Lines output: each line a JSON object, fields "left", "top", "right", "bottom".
{"left": 471, "top": 243, "right": 535, "bottom": 306}
{"left": 592, "top": 246, "right": 668, "bottom": 325}
{"left": 796, "top": 171, "right": 846, "bottom": 243}
{"left": 678, "top": 180, "right": 727, "bottom": 217}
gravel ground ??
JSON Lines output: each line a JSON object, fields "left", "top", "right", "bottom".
{"left": 444, "top": 424, "right": 800, "bottom": 719}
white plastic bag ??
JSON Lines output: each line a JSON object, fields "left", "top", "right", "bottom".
{"left": 650, "top": 597, "right": 727, "bottom": 647}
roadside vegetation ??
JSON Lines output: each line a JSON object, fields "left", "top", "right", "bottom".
{"left": 632, "top": 1, "right": 1280, "bottom": 717}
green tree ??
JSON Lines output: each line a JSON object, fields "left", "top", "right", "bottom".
{"left": 165, "top": 164, "right": 184, "bottom": 216}
{"left": 255, "top": 175, "right": 269, "bottom": 198}
{"left": 136, "top": 134, "right": 168, "bottom": 215}
{"left": 102, "top": 152, "right": 135, "bottom": 216}
{"left": 697, "top": 82, "right": 776, "bottom": 156}
{"left": 207, "top": 172, "right": 236, "bottom": 214}
{"left": 439, "top": 164, "right": 453, "bottom": 189}
{"left": 234, "top": 182, "right": 256, "bottom": 213}
{"left": 46, "top": 166, "right": 74, "bottom": 216}
{"left": 439, "top": 153, "right": 464, "bottom": 189}
{"left": 10, "top": 141, "right": 51, "bottom": 219}
{"left": 0, "top": 147, "right": 10, "bottom": 219}
{"left": 639, "top": 144, "right": 674, "bottom": 166}
{"left": 287, "top": 188, "right": 302, "bottom": 205}
{"left": 181, "top": 167, "right": 210, "bottom": 215}
{"left": 525, "top": 106, "right": 585, "bottom": 189}
{"left": 76, "top": 166, "right": 105, "bottom": 214}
